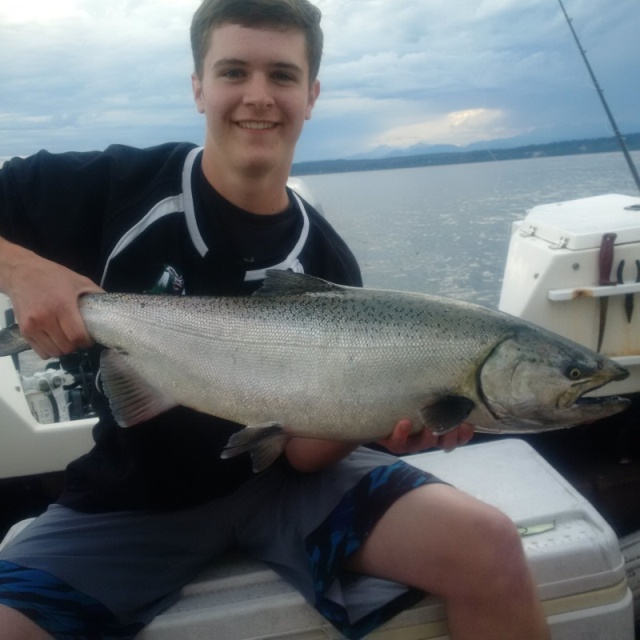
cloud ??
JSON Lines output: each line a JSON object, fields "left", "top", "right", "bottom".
{"left": 0, "top": 0, "right": 86, "bottom": 24}
{"left": 306, "top": 0, "right": 640, "bottom": 158}
{"left": 375, "top": 108, "right": 524, "bottom": 147}
{"left": 1, "top": 0, "right": 639, "bottom": 162}
{"left": 0, "top": 0, "right": 203, "bottom": 158}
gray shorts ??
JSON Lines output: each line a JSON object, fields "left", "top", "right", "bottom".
{"left": 0, "top": 448, "right": 439, "bottom": 639}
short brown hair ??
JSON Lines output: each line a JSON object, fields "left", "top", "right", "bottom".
{"left": 191, "top": 0, "right": 323, "bottom": 82}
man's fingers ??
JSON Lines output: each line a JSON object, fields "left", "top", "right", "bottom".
{"left": 59, "top": 312, "right": 94, "bottom": 350}
{"left": 18, "top": 310, "right": 93, "bottom": 360}
{"left": 437, "top": 423, "right": 475, "bottom": 452}
{"left": 377, "top": 420, "right": 476, "bottom": 455}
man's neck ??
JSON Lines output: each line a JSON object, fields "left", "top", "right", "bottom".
{"left": 201, "top": 149, "right": 291, "bottom": 215}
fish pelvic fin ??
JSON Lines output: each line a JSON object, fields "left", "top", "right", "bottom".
{"left": 0, "top": 324, "right": 31, "bottom": 357}
{"left": 100, "top": 349, "right": 178, "bottom": 427}
{"left": 420, "top": 395, "right": 475, "bottom": 435}
{"left": 221, "top": 422, "right": 289, "bottom": 473}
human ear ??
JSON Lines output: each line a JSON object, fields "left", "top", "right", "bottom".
{"left": 305, "top": 79, "right": 320, "bottom": 121}
{"left": 192, "top": 73, "right": 205, "bottom": 114}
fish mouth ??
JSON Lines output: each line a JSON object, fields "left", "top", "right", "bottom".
{"left": 570, "top": 393, "right": 632, "bottom": 423}
{"left": 572, "top": 395, "right": 628, "bottom": 407}
{"left": 557, "top": 366, "right": 630, "bottom": 411}
{"left": 553, "top": 387, "right": 631, "bottom": 427}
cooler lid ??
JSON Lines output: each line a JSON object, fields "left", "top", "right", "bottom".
{"left": 521, "top": 193, "right": 640, "bottom": 250}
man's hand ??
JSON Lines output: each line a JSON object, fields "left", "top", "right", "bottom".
{"left": 377, "top": 419, "right": 475, "bottom": 454}
{"left": 0, "top": 239, "right": 103, "bottom": 359}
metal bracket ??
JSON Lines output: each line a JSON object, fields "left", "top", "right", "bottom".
{"left": 519, "top": 224, "right": 537, "bottom": 238}
{"left": 549, "top": 236, "right": 569, "bottom": 250}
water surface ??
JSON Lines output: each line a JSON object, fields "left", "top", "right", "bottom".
{"left": 303, "top": 151, "right": 640, "bottom": 307}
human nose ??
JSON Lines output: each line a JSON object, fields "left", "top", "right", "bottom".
{"left": 242, "top": 74, "right": 274, "bottom": 109}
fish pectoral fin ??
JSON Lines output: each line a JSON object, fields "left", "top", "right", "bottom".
{"left": 220, "top": 422, "right": 289, "bottom": 473}
{"left": 420, "top": 395, "right": 475, "bottom": 435}
{"left": 254, "top": 270, "right": 344, "bottom": 297}
{"left": 100, "top": 349, "right": 178, "bottom": 427}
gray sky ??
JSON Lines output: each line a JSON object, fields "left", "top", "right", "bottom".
{"left": 1, "top": 0, "right": 639, "bottom": 163}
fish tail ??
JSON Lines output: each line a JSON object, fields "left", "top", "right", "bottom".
{"left": 0, "top": 324, "right": 31, "bottom": 357}
{"left": 221, "top": 422, "right": 289, "bottom": 473}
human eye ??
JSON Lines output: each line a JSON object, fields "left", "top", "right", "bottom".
{"left": 271, "top": 65, "right": 302, "bottom": 85}
{"left": 272, "top": 71, "right": 295, "bottom": 83}
{"left": 214, "top": 61, "right": 247, "bottom": 81}
{"left": 221, "top": 68, "right": 246, "bottom": 80}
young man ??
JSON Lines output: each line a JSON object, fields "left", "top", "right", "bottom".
{"left": 0, "top": 1, "right": 550, "bottom": 638}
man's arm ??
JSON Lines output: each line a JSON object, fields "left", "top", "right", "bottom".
{"left": 0, "top": 236, "right": 102, "bottom": 359}
{"left": 284, "top": 420, "right": 475, "bottom": 472}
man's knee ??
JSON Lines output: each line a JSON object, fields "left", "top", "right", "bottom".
{"left": 468, "top": 501, "right": 522, "bottom": 556}
{"left": 448, "top": 501, "right": 535, "bottom": 601}
{"left": 398, "top": 485, "right": 532, "bottom": 598}
{"left": 349, "top": 484, "right": 529, "bottom": 593}
{"left": 0, "top": 604, "right": 52, "bottom": 640}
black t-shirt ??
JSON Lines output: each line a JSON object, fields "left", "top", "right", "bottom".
{"left": 0, "top": 143, "right": 362, "bottom": 512}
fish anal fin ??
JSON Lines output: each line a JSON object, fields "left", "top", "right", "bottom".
{"left": 254, "top": 270, "right": 344, "bottom": 297}
{"left": 100, "top": 349, "right": 178, "bottom": 427}
{"left": 221, "top": 422, "right": 289, "bottom": 473}
{"left": 420, "top": 395, "right": 475, "bottom": 435}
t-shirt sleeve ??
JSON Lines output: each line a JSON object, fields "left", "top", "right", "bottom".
{"left": 0, "top": 150, "right": 110, "bottom": 279}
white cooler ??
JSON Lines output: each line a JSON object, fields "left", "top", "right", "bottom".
{"left": 136, "top": 439, "right": 634, "bottom": 639}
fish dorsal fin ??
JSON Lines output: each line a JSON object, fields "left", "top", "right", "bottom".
{"left": 254, "top": 269, "right": 344, "bottom": 297}
{"left": 99, "top": 349, "right": 178, "bottom": 427}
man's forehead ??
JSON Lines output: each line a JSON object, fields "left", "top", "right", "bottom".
{"left": 208, "top": 22, "right": 307, "bottom": 49}
{"left": 206, "top": 23, "right": 309, "bottom": 69}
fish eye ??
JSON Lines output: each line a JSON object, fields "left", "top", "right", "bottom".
{"left": 567, "top": 368, "right": 582, "bottom": 380}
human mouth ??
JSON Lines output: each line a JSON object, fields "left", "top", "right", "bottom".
{"left": 237, "top": 121, "right": 277, "bottom": 130}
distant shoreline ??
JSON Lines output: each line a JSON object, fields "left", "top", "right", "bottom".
{"left": 291, "top": 133, "right": 640, "bottom": 177}
{"left": 3, "top": 133, "right": 639, "bottom": 177}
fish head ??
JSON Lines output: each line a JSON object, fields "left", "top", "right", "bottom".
{"left": 477, "top": 328, "right": 630, "bottom": 431}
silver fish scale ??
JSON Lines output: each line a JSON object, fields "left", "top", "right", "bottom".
{"left": 78, "top": 288, "right": 513, "bottom": 440}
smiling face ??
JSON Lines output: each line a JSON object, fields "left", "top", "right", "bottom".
{"left": 192, "top": 23, "right": 319, "bottom": 206}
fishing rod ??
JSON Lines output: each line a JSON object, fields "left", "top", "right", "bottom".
{"left": 557, "top": 0, "right": 640, "bottom": 194}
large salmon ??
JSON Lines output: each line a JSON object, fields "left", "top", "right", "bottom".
{"left": 0, "top": 270, "right": 629, "bottom": 471}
